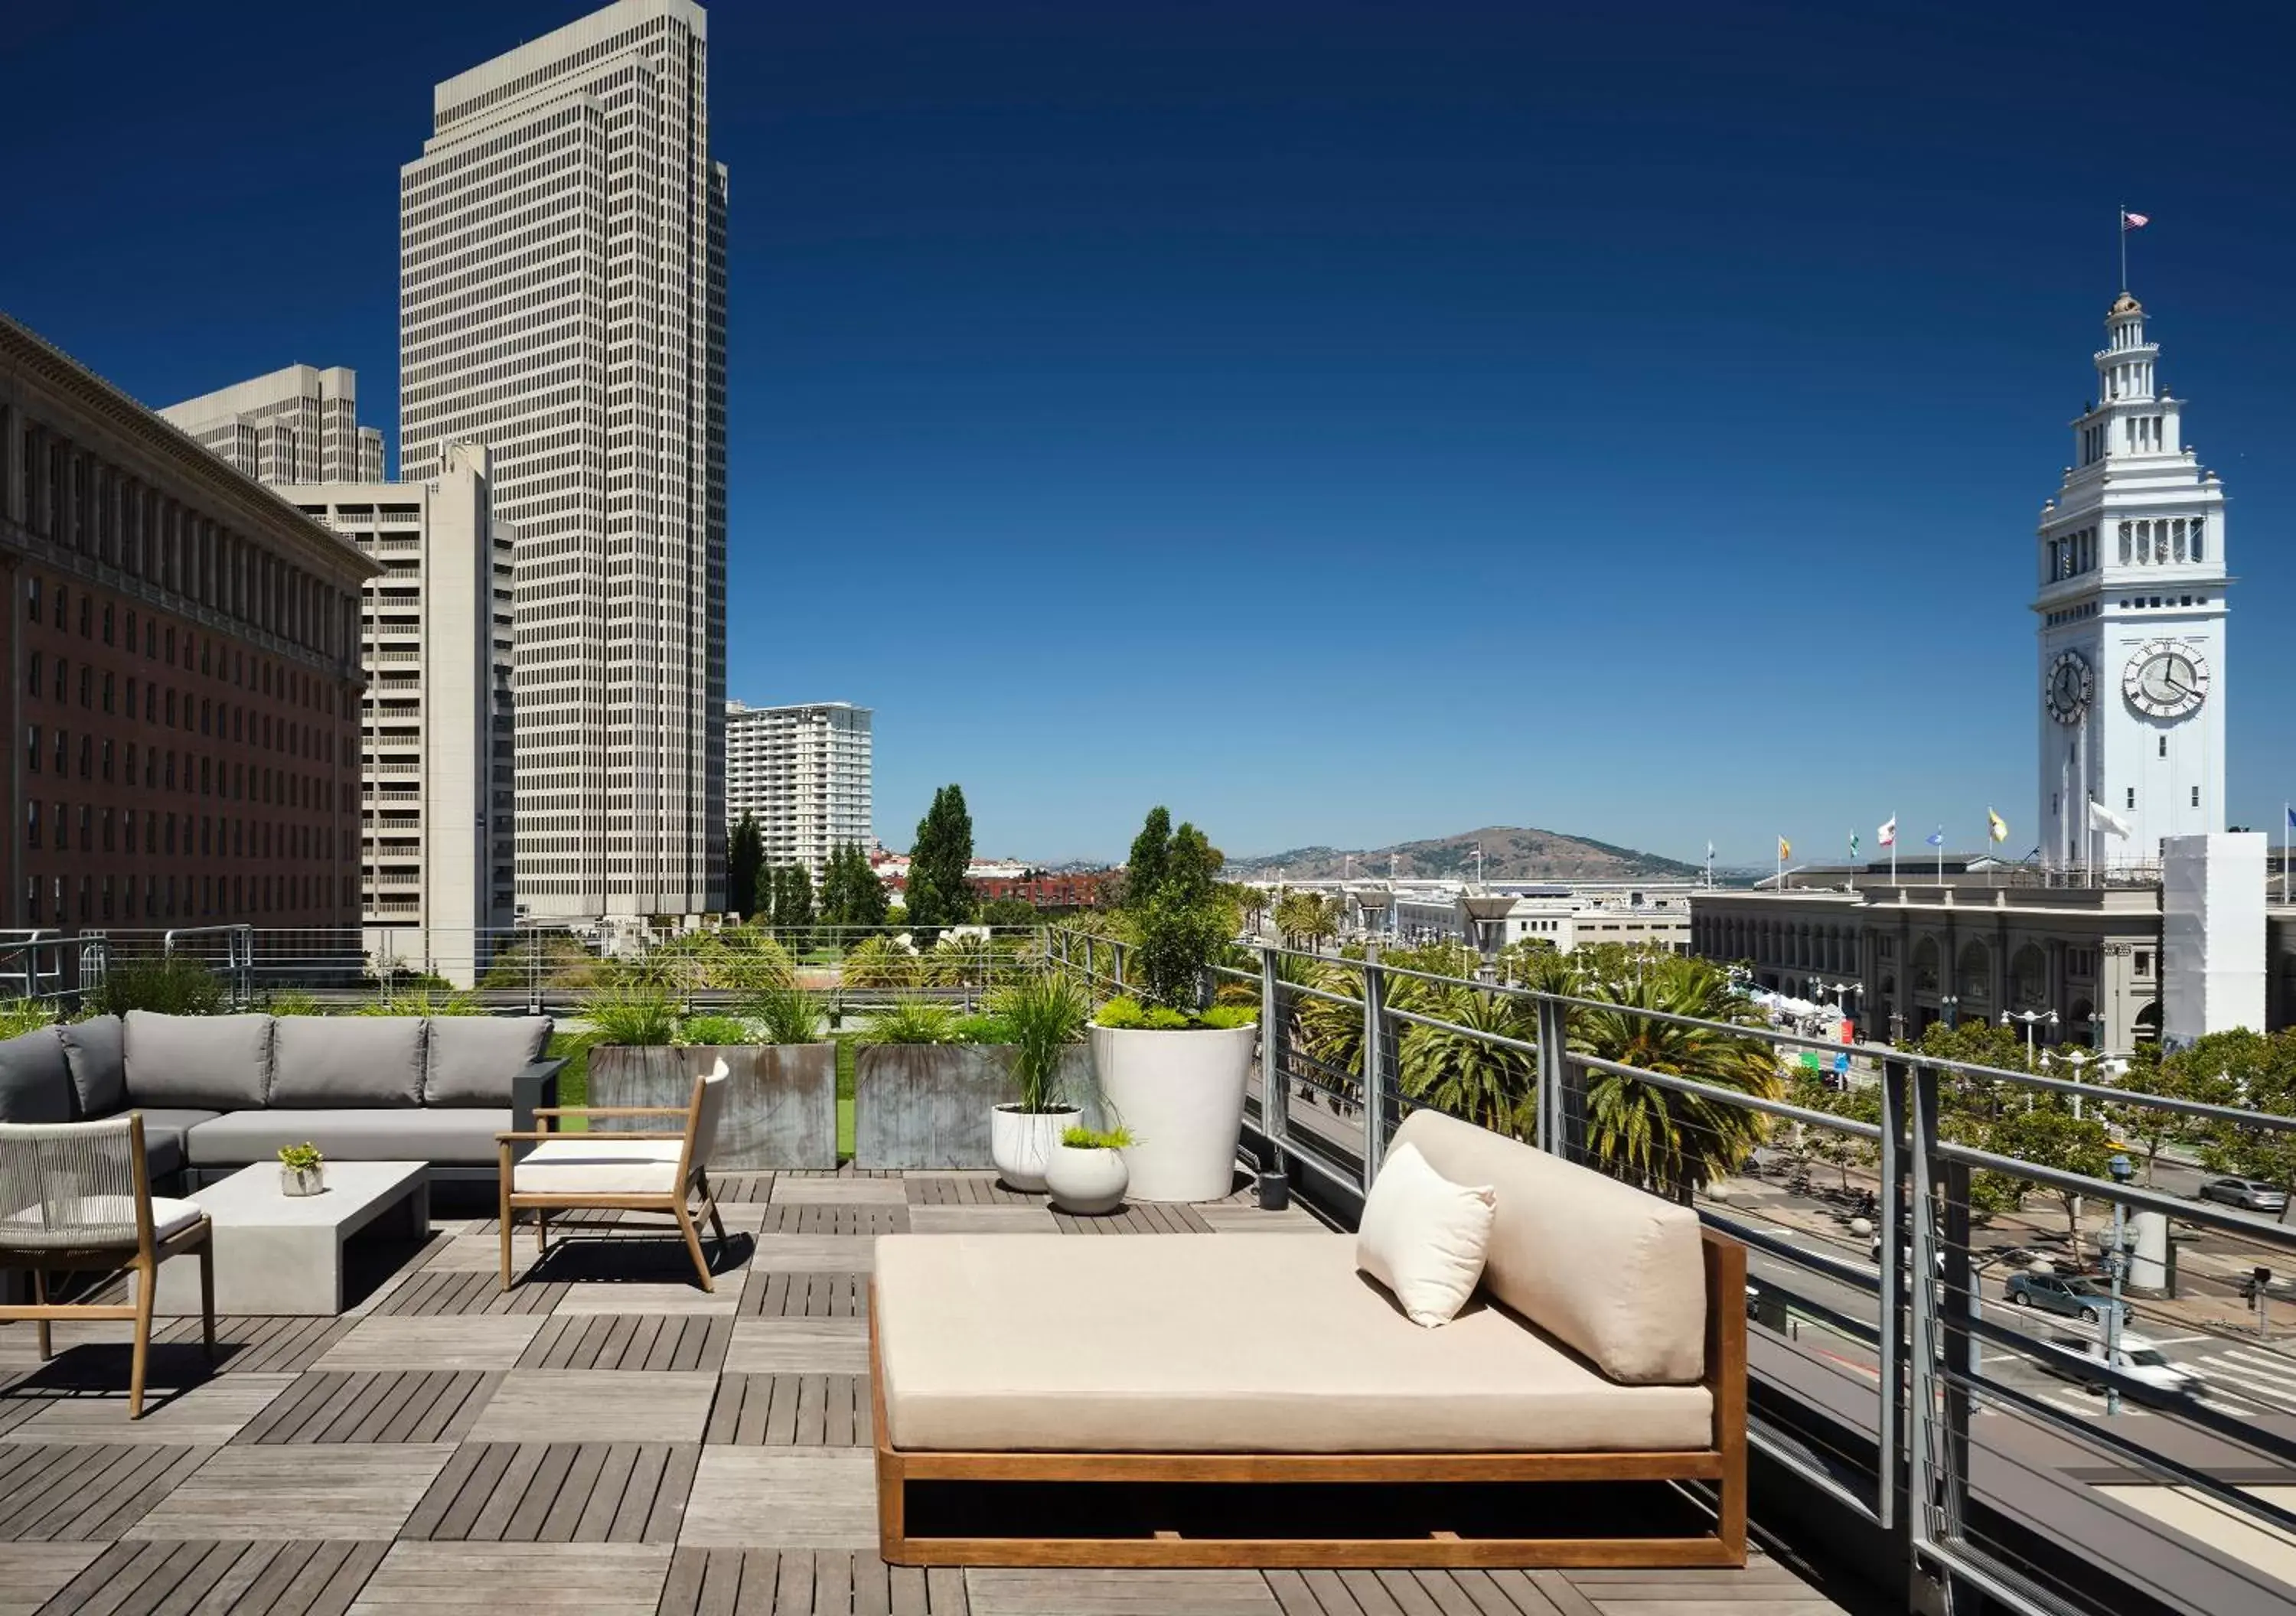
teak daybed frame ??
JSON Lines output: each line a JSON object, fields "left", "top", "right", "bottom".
{"left": 870, "top": 1229, "right": 1746, "bottom": 1569}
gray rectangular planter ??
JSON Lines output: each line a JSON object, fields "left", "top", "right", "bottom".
{"left": 587, "top": 1043, "right": 837, "bottom": 1171}
{"left": 854, "top": 1045, "right": 1094, "bottom": 1170}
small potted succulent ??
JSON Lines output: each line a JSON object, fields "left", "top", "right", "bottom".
{"left": 278, "top": 1142, "right": 326, "bottom": 1197}
{"left": 1045, "top": 1126, "right": 1133, "bottom": 1215}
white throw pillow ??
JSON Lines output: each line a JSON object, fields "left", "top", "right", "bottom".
{"left": 1355, "top": 1140, "right": 1497, "bottom": 1328}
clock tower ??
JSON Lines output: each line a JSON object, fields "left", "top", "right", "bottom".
{"left": 2035, "top": 290, "right": 2229, "bottom": 869}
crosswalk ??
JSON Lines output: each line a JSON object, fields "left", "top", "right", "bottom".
{"left": 1979, "top": 1337, "right": 2296, "bottom": 1422}
{"left": 2181, "top": 1342, "right": 2296, "bottom": 1416}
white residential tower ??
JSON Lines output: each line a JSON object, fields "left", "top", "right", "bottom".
{"left": 725, "top": 702, "right": 872, "bottom": 890}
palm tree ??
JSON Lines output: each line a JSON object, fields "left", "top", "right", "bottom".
{"left": 1397, "top": 984, "right": 1540, "bottom": 1139}
{"left": 1570, "top": 956, "right": 1782, "bottom": 1202}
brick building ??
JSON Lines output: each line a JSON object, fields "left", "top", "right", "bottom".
{"left": 968, "top": 872, "right": 1113, "bottom": 911}
{"left": 0, "top": 314, "right": 378, "bottom": 932}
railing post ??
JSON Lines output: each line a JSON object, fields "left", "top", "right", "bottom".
{"left": 1533, "top": 994, "right": 1581, "bottom": 1164}
{"left": 1111, "top": 940, "right": 1128, "bottom": 994}
{"left": 1259, "top": 944, "right": 1287, "bottom": 1156}
{"left": 1905, "top": 1058, "right": 1955, "bottom": 1614}
{"left": 1362, "top": 944, "right": 1386, "bottom": 1188}
{"left": 1877, "top": 1056, "right": 1910, "bottom": 1550}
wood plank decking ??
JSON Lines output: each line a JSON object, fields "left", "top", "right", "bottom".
{"left": 0, "top": 1171, "right": 1855, "bottom": 1614}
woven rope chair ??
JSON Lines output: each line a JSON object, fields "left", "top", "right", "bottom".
{"left": 0, "top": 1114, "right": 214, "bottom": 1418}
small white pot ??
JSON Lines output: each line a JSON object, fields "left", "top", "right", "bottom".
{"left": 1091, "top": 1021, "right": 1256, "bottom": 1201}
{"left": 991, "top": 1104, "right": 1079, "bottom": 1192}
{"left": 279, "top": 1163, "right": 325, "bottom": 1197}
{"left": 1045, "top": 1145, "right": 1129, "bottom": 1216}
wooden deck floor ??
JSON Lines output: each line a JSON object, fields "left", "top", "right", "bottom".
{"left": 0, "top": 1172, "right": 1855, "bottom": 1615}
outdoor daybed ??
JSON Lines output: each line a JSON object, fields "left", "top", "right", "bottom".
{"left": 869, "top": 1107, "right": 1746, "bottom": 1568}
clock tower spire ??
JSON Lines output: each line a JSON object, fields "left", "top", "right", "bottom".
{"left": 2035, "top": 289, "right": 2229, "bottom": 871}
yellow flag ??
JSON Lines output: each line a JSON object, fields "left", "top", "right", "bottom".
{"left": 1777, "top": 836, "right": 1791, "bottom": 861}
{"left": 1987, "top": 808, "right": 2008, "bottom": 844}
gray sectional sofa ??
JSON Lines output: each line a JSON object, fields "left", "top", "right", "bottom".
{"left": 0, "top": 1012, "right": 559, "bottom": 1188}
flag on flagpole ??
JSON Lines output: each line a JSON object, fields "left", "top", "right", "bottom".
{"left": 1987, "top": 808, "right": 2009, "bottom": 844}
{"left": 1877, "top": 817, "right": 1897, "bottom": 847}
{"left": 1926, "top": 829, "right": 1945, "bottom": 848}
{"left": 1777, "top": 836, "right": 1791, "bottom": 862}
{"left": 1850, "top": 833, "right": 1861, "bottom": 858}
{"left": 2122, "top": 210, "right": 2151, "bottom": 230}
{"left": 2089, "top": 798, "right": 2133, "bottom": 839}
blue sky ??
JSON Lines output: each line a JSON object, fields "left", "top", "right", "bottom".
{"left": 5, "top": 2, "right": 2293, "bottom": 866}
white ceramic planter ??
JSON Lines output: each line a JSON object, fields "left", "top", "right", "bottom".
{"left": 279, "top": 1164, "right": 325, "bottom": 1197}
{"left": 990, "top": 1104, "right": 1079, "bottom": 1192}
{"left": 1045, "top": 1145, "right": 1129, "bottom": 1215}
{"left": 1091, "top": 1021, "right": 1256, "bottom": 1201}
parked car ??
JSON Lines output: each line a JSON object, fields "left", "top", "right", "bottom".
{"left": 2197, "top": 1177, "right": 2289, "bottom": 1214}
{"left": 2004, "top": 1269, "right": 2128, "bottom": 1324}
{"left": 2042, "top": 1333, "right": 2200, "bottom": 1399}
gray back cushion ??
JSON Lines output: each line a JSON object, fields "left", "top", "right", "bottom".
{"left": 122, "top": 1013, "right": 275, "bottom": 1110}
{"left": 271, "top": 1017, "right": 426, "bottom": 1108}
{"left": 57, "top": 1016, "right": 126, "bottom": 1117}
{"left": 424, "top": 1017, "right": 553, "bottom": 1106}
{"left": 0, "top": 1028, "right": 73, "bottom": 1124}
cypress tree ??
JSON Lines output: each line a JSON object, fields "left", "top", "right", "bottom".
{"left": 906, "top": 784, "right": 976, "bottom": 941}
{"left": 727, "top": 813, "right": 765, "bottom": 920}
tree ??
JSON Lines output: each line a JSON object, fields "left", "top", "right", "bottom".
{"left": 1274, "top": 889, "right": 1338, "bottom": 949}
{"left": 2187, "top": 1027, "right": 2296, "bottom": 1220}
{"left": 1121, "top": 807, "right": 1228, "bottom": 1011}
{"left": 1126, "top": 808, "right": 1172, "bottom": 909}
{"left": 726, "top": 814, "right": 765, "bottom": 920}
{"left": 819, "top": 842, "right": 889, "bottom": 936}
{"left": 980, "top": 896, "right": 1038, "bottom": 928}
{"left": 1991, "top": 1100, "right": 2115, "bottom": 1249}
{"left": 906, "top": 784, "right": 976, "bottom": 942}
{"left": 769, "top": 864, "right": 816, "bottom": 951}
{"left": 1397, "top": 985, "right": 1540, "bottom": 1139}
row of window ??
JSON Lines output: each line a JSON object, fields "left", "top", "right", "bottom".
{"left": 24, "top": 575, "right": 344, "bottom": 718}
{"left": 25, "top": 654, "right": 334, "bottom": 761}
{"left": 26, "top": 872, "right": 353, "bottom": 927}
{"left": 24, "top": 725, "right": 334, "bottom": 810}
{"left": 25, "top": 802, "right": 344, "bottom": 862}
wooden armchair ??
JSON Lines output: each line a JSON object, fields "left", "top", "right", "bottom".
{"left": 495, "top": 1066, "right": 731, "bottom": 1291}
{"left": 0, "top": 1114, "right": 215, "bottom": 1418}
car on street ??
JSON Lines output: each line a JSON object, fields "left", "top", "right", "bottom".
{"left": 2041, "top": 1333, "right": 2201, "bottom": 1399}
{"left": 2197, "top": 1176, "right": 2289, "bottom": 1214}
{"left": 2004, "top": 1269, "right": 2128, "bottom": 1324}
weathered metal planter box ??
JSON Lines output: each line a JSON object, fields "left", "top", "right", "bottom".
{"left": 854, "top": 1045, "right": 1094, "bottom": 1170}
{"left": 587, "top": 1043, "right": 837, "bottom": 1171}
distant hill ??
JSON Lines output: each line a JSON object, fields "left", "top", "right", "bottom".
{"left": 1228, "top": 826, "right": 1704, "bottom": 884}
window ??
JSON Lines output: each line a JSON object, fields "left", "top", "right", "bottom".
{"left": 2159, "top": 735, "right": 2167, "bottom": 758}
{"left": 26, "top": 652, "right": 39, "bottom": 699}
{"left": 24, "top": 802, "right": 38, "bottom": 849}
{"left": 2135, "top": 951, "right": 2152, "bottom": 978}
{"left": 2127, "top": 787, "right": 2136, "bottom": 810}
{"left": 24, "top": 726, "right": 37, "bottom": 774}
{"left": 2192, "top": 786, "right": 2201, "bottom": 808}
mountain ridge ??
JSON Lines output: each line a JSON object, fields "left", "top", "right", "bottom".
{"left": 1228, "top": 825, "right": 1703, "bottom": 882}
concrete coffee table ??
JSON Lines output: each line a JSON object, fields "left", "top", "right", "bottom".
{"left": 148, "top": 1161, "right": 430, "bottom": 1316}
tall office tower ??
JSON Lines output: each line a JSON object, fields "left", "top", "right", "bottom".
{"left": 724, "top": 702, "right": 873, "bottom": 889}
{"left": 281, "top": 445, "right": 517, "bottom": 986}
{"left": 400, "top": 0, "right": 727, "bottom": 922}
{"left": 158, "top": 366, "right": 385, "bottom": 486}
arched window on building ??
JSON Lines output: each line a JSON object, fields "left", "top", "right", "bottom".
{"left": 2009, "top": 945, "right": 2047, "bottom": 1012}
{"left": 1956, "top": 940, "right": 1991, "bottom": 1005}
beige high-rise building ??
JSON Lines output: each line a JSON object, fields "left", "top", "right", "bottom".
{"left": 400, "top": 0, "right": 727, "bottom": 921}
{"left": 281, "top": 445, "right": 517, "bottom": 986}
{"left": 725, "top": 702, "right": 872, "bottom": 888}
{"left": 158, "top": 365, "right": 385, "bottom": 487}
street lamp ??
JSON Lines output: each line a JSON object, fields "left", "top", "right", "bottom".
{"left": 2105, "top": 1153, "right": 2134, "bottom": 1416}
{"left": 2003, "top": 1007, "right": 2053, "bottom": 1063}
{"left": 1941, "top": 993, "right": 1960, "bottom": 1028}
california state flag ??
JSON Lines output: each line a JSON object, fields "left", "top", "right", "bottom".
{"left": 1877, "top": 816, "right": 1897, "bottom": 848}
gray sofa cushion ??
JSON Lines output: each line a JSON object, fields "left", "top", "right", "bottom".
{"left": 123, "top": 1013, "right": 275, "bottom": 1110}
{"left": 424, "top": 1017, "right": 553, "bottom": 1106}
{"left": 132, "top": 1108, "right": 220, "bottom": 1181}
{"left": 58, "top": 1015, "right": 126, "bottom": 1118}
{"left": 184, "top": 1107, "right": 513, "bottom": 1167}
{"left": 0, "top": 1028, "right": 72, "bottom": 1124}
{"left": 271, "top": 1017, "right": 426, "bottom": 1108}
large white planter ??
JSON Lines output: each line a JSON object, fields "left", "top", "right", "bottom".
{"left": 1091, "top": 1022, "right": 1256, "bottom": 1201}
{"left": 990, "top": 1104, "right": 1079, "bottom": 1192}
{"left": 1045, "top": 1144, "right": 1129, "bottom": 1215}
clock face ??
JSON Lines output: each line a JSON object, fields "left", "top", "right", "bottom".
{"left": 2044, "top": 650, "right": 2092, "bottom": 725}
{"left": 2122, "top": 639, "right": 2210, "bottom": 719}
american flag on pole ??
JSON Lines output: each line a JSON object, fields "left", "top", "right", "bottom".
{"left": 2122, "top": 210, "right": 2150, "bottom": 230}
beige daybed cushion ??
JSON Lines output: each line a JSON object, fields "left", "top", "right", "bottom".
{"left": 874, "top": 1233, "right": 1713, "bottom": 1455}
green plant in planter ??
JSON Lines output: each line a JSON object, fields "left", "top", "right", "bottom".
{"left": 746, "top": 982, "right": 825, "bottom": 1045}
{"left": 277, "top": 1142, "right": 324, "bottom": 1173}
{"left": 582, "top": 979, "right": 680, "bottom": 1046}
{"left": 1096, "top": 995, "right": 1254, "bottom": 1033}
{"left": 1094, "top": 809, "right": 1248, "bottom": 1029}
{"left": 992, "top": 970, "right": 1091, "bottom": 1113}
{"left": 950, "top": 1012, "right": 1016, "bottom": 1045}
{"left": 0, "top": 999, "right": 57, "bottom": 1039}
{"left": 858, "top": 1000, "right": 958, "bottom": 1045}
{"left": 361, "top": 987, "right": 486, "bottom": 1017}
{"left": 1061, "top": 1125, "right": 1134, "bottom": 1150}
{"left": 675, "top": 1013, "right": 754, "bottom": 1047}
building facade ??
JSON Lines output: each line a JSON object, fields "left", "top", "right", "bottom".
{"left": 2035, "top": 292, "right": 2229, "bottom": 868}
{"left": 725, "top": 700, "right": 872, "bottom": 887}
{"left": 400, "top": 0, "right": 727, "bottom": 921}
{"left": 1379, "top": 881, "right": 1698, "bottom": 955}
{"left": 0, "top": 314, "right": 375, "bottom": 935}
{"left": 280, "top": 445, "right": 517, "bottom": 986}
{"left": 158, "top": 366, "right": 385, "bottom": 487}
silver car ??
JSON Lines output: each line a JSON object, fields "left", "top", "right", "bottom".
{"left": 2198, "top": 1176, "right": 2290, "bottom": 1214}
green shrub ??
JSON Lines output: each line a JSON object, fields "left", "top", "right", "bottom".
{"left": 676, "top": 1013, "right": 755, "bottom": 1047}
{"left": 951, "top": 1013, "right": 1016, "bottom": 1044}
{"left": 1061, "top": 1125, "right": 1134, "bottom": 1149}
{"left": 1199, "top": 1004, "right": 1257, "bottom": 1031}
{"left": 360, "top": 987, "right": 487, "bottom": 1017}
{"left": 87, "top": 956, "right": 226, "bottom": 1018}
{"left": 842, "top": 934, "right": 918, "bottom": 989}
{"left": 1094, "top": 994, "right": 1247, "bottom": 1032}
{"left": 582, "top": 979, "right": 680, "bottom": 1046}
{"left": 748, "top": 981, "right": 826, "bottom": 1045}
{"left": 859, "top": 1000, "right": 958, "bottom": 1044}
{"left": 0, "top": 999, "right": 57, "bottom": 1039}
{"left": 263, "top": 990, "right": 324, "bottom": 1017}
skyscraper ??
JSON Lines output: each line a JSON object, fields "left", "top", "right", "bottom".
{"left": 724, "top": 701, "right": 873, "bottom": 889}
{"left": 400, "top": 0, "right": 727, "bottom": 920}
{"left": 158, "top": 365, "right": 384, "bottom": 486}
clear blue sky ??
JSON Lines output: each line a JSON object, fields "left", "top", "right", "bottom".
{"left": 5, "top": 2, "right": 2292, "bottom": 867}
